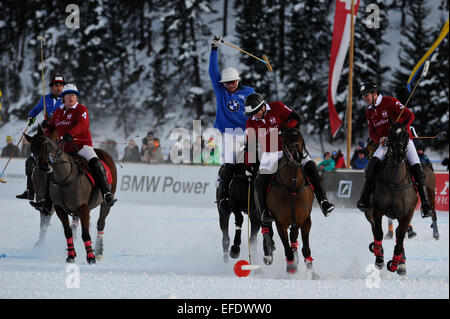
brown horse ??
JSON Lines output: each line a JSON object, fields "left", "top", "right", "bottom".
{"left": 264, "top": 128, "right": 316, "bottom": 276}
{"left": 25, "top": 126, "right": 117, "bottom": 264}
{"left": 364, "top": 122, "right": 417, "bottom": 275}
{"left": 365, "top": 138, "right": 439, "bottom": 240}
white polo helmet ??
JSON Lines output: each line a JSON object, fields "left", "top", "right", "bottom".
{"left": 61, "top": 83, "right": 80, "bottom": 96}
{"left": 220, "top": 67, "right": 241, "bottom": 83}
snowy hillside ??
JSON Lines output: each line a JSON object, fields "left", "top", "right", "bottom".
{"left": 0, "top": 0, "right": 448, "bottom": 166}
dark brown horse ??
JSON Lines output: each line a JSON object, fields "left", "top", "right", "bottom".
{"left": 217, "top": 164, "right": 260, "bottom": 262}
{"left": 364, "top": 122, "right": 417, "bottom": 275}
{"left": 31, "top": 161, "right": 80, "bottom": 247}
{"left": 25, "top": 126, "right": 117, "bottom": 264}
{"left": 365, "top": 138, "right": 439, "bottom": 240}
{"left": 264, "top": 128, "right": 317, "bottom": 277}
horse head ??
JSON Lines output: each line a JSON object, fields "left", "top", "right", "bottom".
{"left": 386, "top": 121, "right": 409, "bottom": 165}
{"left": 24, "top": 125, "right": 61, "bottom": 173}
{"left": 281, "top": 127, "right": 305, "bottom": 167}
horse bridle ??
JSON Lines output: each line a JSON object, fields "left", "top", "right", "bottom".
{"left": 277, "top": 129, "right": 309, "bottom": 228}
{"left": 34, "top": 136, "right": 79, "bottom": 187}
{"left": 383, "top": 125, "right": 413, "bottom": 191}
{"left": 278, "top": 130, "right": 309, "bottom": 193}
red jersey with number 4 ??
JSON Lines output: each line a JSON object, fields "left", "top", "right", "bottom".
{"left": 246, "top": 101, "right": 294, "bottom": 153}
{"left": 46, "top": 102, "right": 93, "bottom": 153}
{"left": 366, "top": 95, "right": 414, "bottom": 144}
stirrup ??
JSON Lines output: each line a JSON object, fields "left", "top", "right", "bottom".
{"left": 217, "top": 198, "right": 229, "bottom": 212}
{"left": 104, "top": 192, "right": 117, "bottom": 207}
{"left": 30, "top": 200, "right": 52, "bottom": 215}
{"left": 357, "top": 198, "right": 369, "bottom": 213}
{"left": 420, "top": 205, "right": 433, "bottom": 218}
{"left": 320, "top": 200, "right": 334, "bottom": 217}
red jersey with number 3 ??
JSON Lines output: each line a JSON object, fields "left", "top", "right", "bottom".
{"left": 366, "top": 95, "right": 414, "bottom": 143}
{"left": 46, "top": 102, "right": 93, "bottom": 153}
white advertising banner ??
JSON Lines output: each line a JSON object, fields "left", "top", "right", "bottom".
{"left": 0, "top": 158, "right": 220, "bottom": 206}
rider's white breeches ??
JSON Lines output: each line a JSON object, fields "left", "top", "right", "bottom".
{"left": 259, "top": 150, "right": 312, "bottom": 174}
{"left": 78, "top": 145, "right": 98, "bottom": 162}
{"left": 373, "top": 139, "right": 420, "bottom": 165}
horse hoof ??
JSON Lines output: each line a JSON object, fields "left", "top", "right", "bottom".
{"left": 397, "top": 264, "right": 406, "bottom": 276}
{"left": 286, "top": 261, "right": 297, "bottom": 274}
{"left": 66, "top": 257, "right": 75, "bottom": 263}
{"left": 229, "top": 245, "right": 240, "bottom": 259}
{"left": 386, "top": 260, "right": 398, "bottom": 273}
{"left": 384, "top": 231, "right": 393, "bottom": 240}
{"left": 223, "top": 253, "right": 229, "bottom": 263}
{"left": 263, "top": 255, "right": 273, "bottom": 265}
{"left": 375, "top": 262, "right": 385, "bottom": 270}
{"left": 87, "top": 257, "right": 96, "bottom": 264}
{"left": 96, "top": 255, "right": 103, "bottom": 262}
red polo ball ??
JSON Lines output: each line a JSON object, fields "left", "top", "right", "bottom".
{"left": 234, "top": 260, "right": 251, "bottom": 277}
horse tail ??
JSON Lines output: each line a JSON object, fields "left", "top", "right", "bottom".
{"left": 94, "top": 148, "right": 117, "bottom": 194}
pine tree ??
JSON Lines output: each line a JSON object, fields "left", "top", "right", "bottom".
{"left": 391, "top": 0, "right": 437, "bottom": 142}
{"left": 350, "top": 0, "right": 390, "bottom": 139}
{"left": 233, "top": 0, "right": 276, "bottom": 98}
{"left": 284, "top": 0, "right": 332, "bottom": 136}
{"left": 425, "top": 18, "right": 449, "bottom": 148}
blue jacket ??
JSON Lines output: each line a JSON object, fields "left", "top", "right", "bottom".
{"left": 28, "top": 93, "right": 62, "bottom": 118}
{"left": 209, "top": 49, "right": 255, "bottom": 133}
{"left": 354, "top": 156, "right": 369, "bottom": 169}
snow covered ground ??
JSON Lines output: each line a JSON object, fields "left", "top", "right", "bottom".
{"left": 0, "top": 199, "right": 448, "bottom": 299}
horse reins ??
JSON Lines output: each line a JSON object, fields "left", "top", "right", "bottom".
{"left": 278, "top": 136, "right": 310, "bottom": 228}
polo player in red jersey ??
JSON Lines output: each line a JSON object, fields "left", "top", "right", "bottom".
{"left": 356, "top": 82, "right": 433, "bottom": 218}
{"left": 244, "top": 93, "right": 334, "bottom": 231}
{"left": 30, "top": 84, "right": 117, "bottom": 214}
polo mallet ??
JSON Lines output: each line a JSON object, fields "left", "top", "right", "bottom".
{"left": 233, "top": 175, "right": 260, "bottom": 277}
{"left": 0, "top": 126, "right": 30, "bottom": 183}
{"left": 221, "top": 39, "right": 273, "bottom": 72}
{"left": 396, "top": 60, "right": 430, "bottom": 122}
{"left": 37, "top": 35, "right": 47, "bottom": 120}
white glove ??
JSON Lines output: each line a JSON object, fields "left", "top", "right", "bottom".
{"left": 211, "top": 35, "right": 221, "bottom": 49}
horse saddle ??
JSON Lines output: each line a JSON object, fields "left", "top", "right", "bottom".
{"left": 74, "top": 155, "right": 113, "bottom": 187}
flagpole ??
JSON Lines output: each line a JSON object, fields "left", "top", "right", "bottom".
{"left": 346, "top": 0, "right": 355, "bottom": 168}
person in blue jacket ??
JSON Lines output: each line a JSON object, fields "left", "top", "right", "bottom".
{"left": 16, "top": 74, "right": 66, "bottom": 200}
{"left": 209, "top": 35, "right": 255, "bottom": 212}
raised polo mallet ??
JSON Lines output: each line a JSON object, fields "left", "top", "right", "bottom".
{"left": 221, "top": 38, "right": 273, "bottom": 72}
{"left": 37, "top": 35, "right": 47, "bottom": 120}
{"left": 396, "top": 60, "right": 430, "bottom": 122}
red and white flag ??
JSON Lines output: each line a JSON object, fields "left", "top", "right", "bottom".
{"left": 327, "top": 0, "right": 360, "bottom": 138}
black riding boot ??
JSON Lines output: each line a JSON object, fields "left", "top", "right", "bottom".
{"left": 217, "top": 164, "right": 234, "bottom": 212}
{"left": 357, "top": 157, "right": 381, "bottom": 212}
{"left": 89, "top": 158, "right": 117, "bottom": 207}
{"left": 303, "top": 161, "right": 335, "bottom": 217}
{"left": 17, "top": 156, "right": 36, "bottom": 200}
{"left": 254, "top": 172, "right": 274, "bottom": 227}
{"left": 410, "top": 163, "right": 433, "bottom": 218}
{"left": 16, "top": 174, "right": 35, "bottom": 200}
{"left": 29, "top": 173, "right": 52, "bottom": 215}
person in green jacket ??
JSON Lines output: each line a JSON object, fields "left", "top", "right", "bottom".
{"left": 202, "top": 138, "right": 221, "bottom": 165}
{"left": 318, "top": 152, "right": 335, "bottom": 171}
